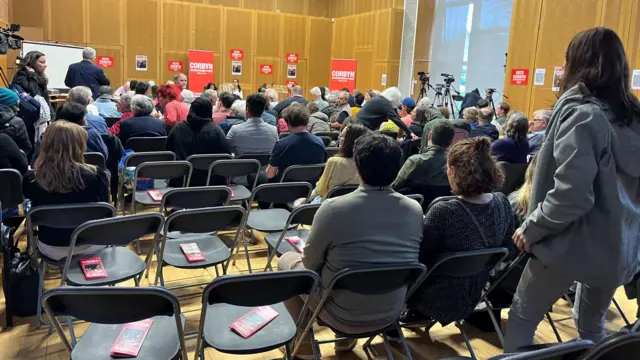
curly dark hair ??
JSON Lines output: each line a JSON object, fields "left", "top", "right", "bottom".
{"left": 447, "top": 137, "right": 504, "bottom": 196}
{"left": 504, "top": 111, "right": 530, "bottom": 144}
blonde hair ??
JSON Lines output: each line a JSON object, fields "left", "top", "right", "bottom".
{"left": 219, "top": 83, "right": 234, "bottom": 94}
{"left": 515, "top": 155, "right": 539, "bottom": 218}
{"left": 34, "top": 121, "right": 96, "bottom": 193}
{"left": 463, "top": 107, "right": 479, "bottom": 122}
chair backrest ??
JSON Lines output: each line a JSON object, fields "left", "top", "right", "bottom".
{"left": 329, "top": 263, "right": 428, "bottom": 297}
{"left": 124, "top": 151, "right": 176, "bottom": 168}
{"left": 406, "top": 194, "right": 425, "bottom": 205}
{"left": 315, "top": 131, "right": 339, "bottom": 141}
{"left": 134, "top": 161, "right": 192, "bottom": 183}
{"left": 161, "top": 187, "right": 231, "bottom": 213}
{"left": 207, "top": 159, "right": 261, "bottom": 185}
{"left": 489, "top": 340, "right": 595, "bottom": 359}
{"left": 84, "top": 152, "right": 106, "bottom": 168}
{"left": 0, "top": 169, "right": 24, "bottom": 208}
{"left": 326, "top": 147, "right": 340, "bottom": 158}
{"left": 104, "top": 117, "right": 120, "bottom": 127}
{"left": 319, "top": 136, "right": 332, "bottom": 147}
{"left": 280, "top": 132, "right": 290, "bottom": 139}
{"left": 497, "top": 162, "right": 528, "bottom": 195}
{"left": 287, "top": 204, "right": 320, "bottom": 227}
{"left": 186, "top": 154, "right": 233, "bottom": 171}
{"left": 237, "top": 153, "right": 271, "bottom": 166}
{"left": 250, "top": 182, "right": 312, "bottom": 205}
{"left": 125, "top": 136, "right": 168, "bottom": 152}
{"left": 326, "top": 184, "right": 359, "bottom": 199}
{"left": 71, "top": 213, "right": 164, "bottom": 247}
{"left": 165, "top": 206, "right": 245, "bottom": 234}
{"left": 427, "top": 248, "right": 509, "bottom": 278}
{"left": 280, "top": 164, "right": 326, "bottom": 183}
{"left": 28, "top": 203, "right": 116, "bottom": 230}
{"left": 203, "top": 270, "right": 320, "bottom": 306}
{"left": 582, "top": 332, "right": 640, "bottom": 360}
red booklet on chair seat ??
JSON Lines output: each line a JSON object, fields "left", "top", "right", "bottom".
{"left": 79, "top": 257, "right": 107, "bottom": 279}
{"left": 147, "top": 190, "right": 163, "bottom": 202}
{"left": 179, "top": 243, "right": 206, "bottom": 262}
{"left": 229, "top": 188, "right": 235, "bottom": 198}
{"left": 230, "top": 306, "right": 279, "bottom": 339}
{"left": 110, "top": 318, "right": 153, "bottom": 357}
{"left": 285, "top": 236, "right": 305, "bottom": 253}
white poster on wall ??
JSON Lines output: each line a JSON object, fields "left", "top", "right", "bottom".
{"left": 534, "top": 68, "right": 546, "bottom": 86}
{"left": 552, "top": 66, "right": 564, "bottom": 92}
{"left": 381, "top": 74, "right": 387, "bottom": 86}
{"left": 287, "top": 64, "right": 297, "bottom": 79}
{"left": 232, "top": 61, "right": 242, "bottom": 75}
{"left": 632, "top": 70, "right": 640, "bottom": 90}
{"left": 136, "top": 55, "right": 148, "bottom": 71}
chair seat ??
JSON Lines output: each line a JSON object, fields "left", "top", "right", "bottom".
{"left": 62, "top": 247, "right": 145, "bottom": 286}
{"left": 71, "top": 314, "right": 186, "bottom": 360}
{"left": 162, "top": 236, "right": 231, "bottom": 269}
{"left": 229, "top": 185, "right": 251, "bottom": 202}
{"left": 317, "top": 318, "right": 395, "bottom": 339}
{"left": 203, "top": 302, "right": 296, "bottom": 354}
{"left": 246, "top": 209, "right": 294, "bottom": 232}
{"left": 264, "top": 230, "right": 309, "bottom": 257}
{"left": 135, "top": 187, "right": 176, "bottom": 206}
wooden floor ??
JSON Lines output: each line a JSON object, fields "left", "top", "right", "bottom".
{"left": 0, "top": 213, "right": 637, "bottom": 360}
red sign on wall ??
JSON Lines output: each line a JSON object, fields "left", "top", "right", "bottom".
{"left": 286, "top": 53, "right": 299, "bottom": 63}
{"left": 511, "top": 69, "right": 530, "bottom": 85}
{"left": 285, "top": 80, "right": 298, "bottom": 88}
{"left": 230, "top": 49, "right": 244, "bottom": 60}
{"left": 168, "top": 61, "right": 183, "bottom": 72}
{"left": 329, "top": 59, "right": 357, "bottom": 92}
{"left": 260, "top": 64, "right": 273, "bottom": 75}
{"left": 97, "top": 56, "right": 114, "bottom": 68}
{"left": 188, "top": 50, "right": 215, "bottom": 92}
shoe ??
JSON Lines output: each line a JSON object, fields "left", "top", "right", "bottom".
{"left": 280, "top": 340, "right": 317, "bottom": 360}
{"left": 334, "top": 338, "right": 357, "bottom": 352}
{"left": 399, "top": 309, "right": 430, "bottom": 324}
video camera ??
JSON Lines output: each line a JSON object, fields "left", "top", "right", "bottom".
{"left": 0, "top": 24, "right": 23, "bottom": 55}
{"left": 441, "top": 73, "right": 455, "bottom": 85}
{"left": 417, "top": 71, "right": 429, "bottom": 84}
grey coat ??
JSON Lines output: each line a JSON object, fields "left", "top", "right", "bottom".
{"left": 307, "top": 112, "right": 331, "bottom": 134}
{"left": 522, "top": 83, "right": 640, "bottom": 287}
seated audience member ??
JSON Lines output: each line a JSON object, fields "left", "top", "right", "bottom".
{"left": 329, "top": 91, "right": 352, "bottom": 129}
{"left": 266, "top": 103, "right": 327, "bottom": 182}
{"left": 278, "top": 132, "right": 423, "bottom": 358}
{"left": 321, "top": 92, "right": 339, "bottom": 119}
{"left": 119, "top": 95, "right": 166, "bottom": 147}
{"left": 393, "top": 121, "right": 455, "bottom": 207}
{"left": 0, "top": 88, "right": 32, "bottom": 155}
{"left": 407, "top": 105, "right": 430, "bottom": 138}
{"left": 509, "top": 154, "right": 538, "bottom": 226}
{"left": 115, "top": 81, "right": 130, "bottom": 96}
{"left": 158, "top": 85, "right": 188, "bottom": 128}
{"left": 357, "top": 90, "right": 417, "bottom": 139}
{"left": 135, "top": 81, "right": 150, "bottom": 96}
{"left": 129, "top": 80, "right": 139, "bottom": 93}
{"left": 68, "top": 86, "right": 108, "bottom": 134}
{"left": 310, "top": 87, "right": 328, "bottom": 110}
{"left": 451, "top": 118, "right": 471, "bottom": 144}
{"left": 351, "top": 90, "right": 365, "bottom": 116}
{"left": 420, "top": 104, "right": 450, "bottom": 151}
{"left": 108, "top": 93, "right": 133, "bottom": 136}
{"left": 213, "top": 92, "right": 235, "bottom": 125}
{"left": 306, "top": 103, "right": 331, "bottom": 134}
{"left": 23, "top": 121, "right": 110, "bottom": 260}
{"left": 400, "top": 97, "right": 416, "bottom": 126}
{"left": 462, "top": 107, "right": 479, "bottom": 126}
{"left": 274, "top": 85, "right": 309, "bottom": 116}
{"left": 93, "top": 86, "right": 122, "bottom": 118}
{"left": 496, "top": 102, "right": 511, "bottom": 125}
{"left": 203, "top": 82, "right": 218, "bottom": 92}
{"left": 402, "top": 137, "right": 514, "bottom": 325}
{"left": 53, "top": 103, "right": 108, "bottom": 160}
{"left": 363, "top": 89, "right": 376, "bottom": 103}
{"left": 343, "top": 87, "right": 356, "bottom": 107}
{"left": 181, "top": 89, "right": 195, "bottom": 109}
{"left": 0, "top": 133, "right": 28, "bottom": 174}
{"left": 201, "top": 89, "right": 218, "bottom": 105}
{"left": 166, "top": 98, "right": 231, "bottom": 186}
{"left": 527, "top": 109, "right": 551, "bottom": 156}
{"left": 470, "top": 107, "right": 499, "bottom": 141}
{"left": 476, "top": 99, "right": 490, "bottom": 109}
{"left": 266, "top": 88, "right": 279, "bottom": 110}
{"left": 227, "top": 94, "right": 278, "bottom": 156}
{"left": 259, "top": 94, "right": 277, "bottom": 126}
{"left": 220, "top": 100, "right": 247, "bottom": 134}
{"left": 438, "top": 106, "right": 450, "bottom": 119}
{"left": 491, "top": 111, "right": 530, "bottom": 163}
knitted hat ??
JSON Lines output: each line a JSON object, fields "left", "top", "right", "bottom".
{"left": 0, "top": 88, "right": 19, "bottom": 107}
{"left": 189, "top": 97, "right": 213, "bottom": 118}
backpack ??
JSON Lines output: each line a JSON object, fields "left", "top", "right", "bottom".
{"left": 10, "top": 84, "right": 41, "bottom": 130}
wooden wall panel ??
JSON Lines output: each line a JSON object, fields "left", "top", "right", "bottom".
{"left": 48, "top": 0, "right": 85, "bottom": 43}
{"left": 625, "top": 0, "right": 640, "bottom": 98}
{"left": 255, "top": 12, "right": 281, "bottom": 58}
{"left": 412, "top": 0, "right": 436, "bottom": 98}
{"left": 92, "top": 45, "right": 124, "bottom": 88}
{"left": 194, "top": 5, "right": 222, "bottom": 51}
{"left": 598, "top": 0, "right": 633, "bottom": 44}
{"left": 125, "top": 0, "right": 160, "bottom": 81}
{"left": 253, "top": 56, "right": 281, "bottom": 88}
{"left": 207, "top": 0, "right": 240, "bottom": 7}
{"left": 87, "top": 0, "right": 122, "bottom": 46}
{"left": 307, "top": 17, "right": 332, "bottom": 89}
{"left": 10, "top": 0, "right": 44, "bottom": 28}
{"left": 281, "top": 15, "right": 308, "bottom": 59}
{"left": 223, "top": 8, "right": 254, "bottom": 89}
{"left": 355, "top": 12, "right": 376, "bottom": 49}
{"left": 354, "top": 49, "right": 374, "bottom": 91}
{"left": 161, "top": 50, "right": 188, "bottom": 87}
{"left": 162, "top": 2, "right": 192, "bottom": 51}
{"left": 277, "top": 0, "right": 305, "bottom": 15}
{"left": 331, "top": 18, "right": 347, "bottom": 58}
{"left": 388, "top": 9, "right": 403, "bottom": 62}
{"left": 308, "top": 0, "right": 330, "bottom": 18}
{"left": 243, "top": 0, "right": 275, "bottom": 12}
{"left": 374, "top": 10, "right": 392, "bottom": 62}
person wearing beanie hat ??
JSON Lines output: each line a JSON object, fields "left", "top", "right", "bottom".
{"left": 357, "top": 95, "right": 417, "bottom": 140}
{"left": 0, "top": 88, "right": 32, "bottom": 156}
{"left": 166, "top": 97, "right": 231, "bottom": 186}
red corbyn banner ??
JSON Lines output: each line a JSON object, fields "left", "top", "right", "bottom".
{"left": 230, "top": 49, "right": 244, "bottom": 60}
{"left": 168, "top": 60, "right": 183, "bottom": 72}
{"left": 286, "top": 53, "right": 299, "bottom": 63}
{"left": 260, "top": 64, "right": 273, "bottom": 75}
{"left": 97, "top": 56, "right": 114, "bottom": 68}
{"left": 188, "top": 50, "right": 214, "bottom": 92}
{"left": 511, "top": 69, "right": 529, "bottom": 85}
{"left": 330, "top": 59, "right": 357, "bottom": 92}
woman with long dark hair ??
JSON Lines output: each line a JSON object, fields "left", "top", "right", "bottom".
{"left": 231, "top": 79, "right": 243, "bottom": 99}
{"left": 505, "top": 27, "right": 640, "bottom": 350}
{"left": 491, "top": 111, "right": 530, "bottom": 163}
{"left": 13, "top": 51, "right": 49, "bottom": 102}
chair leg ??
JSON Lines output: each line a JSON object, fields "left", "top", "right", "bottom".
{"left": 232, "top": 230, "right": 245, "bottom": 266}
{"left": 67, "top": 316, "right": 77, "bottom": 347}
{"left": 35, "top": 260, "right": 45, "bottom": 329}
{"left": 284, "top": 343, "right": 293, "bottom": 360}
{"left": 612, "top": 298, "right": 632, "bottom": 327}
{"left": 485, "top": 303, "right": 505, "bottom": 348}
{"left": 455, "top": 321, "right": 477, "bottom": 360}
{"left": 214, "top": 265, "right": 219, "bottom": 278}
{"left": 363, "top": 335, "right": 376, "bottom": 349}
{"left": 381, "top": 333, "right": 396, "bottom": 360}
{"left": 395, "top": 324, "right": 414, "bottom": 360}
{"left": 545, "top": 312, "right": 563, "bottom": 343}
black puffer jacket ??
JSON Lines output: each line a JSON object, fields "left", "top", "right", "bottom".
{"left": 0, "top": 104, "right": 32, "bottom": 155}
{"left": 11, "top": 70, "right": 50, "bottom": 103}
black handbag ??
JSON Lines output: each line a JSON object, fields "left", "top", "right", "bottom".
{"left": 2, "top": 225, "right": 39, "bottom": 327}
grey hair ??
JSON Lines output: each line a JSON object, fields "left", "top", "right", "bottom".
{"left": 327, "top": 91, "right": 339, "bottom": 103}
{"left": 266, "top": 88, "right": 278, "bottom": 102}
{"left": 68, "top": 86, "right": 93, "bottom": 106}
{"left": 505, "top": 111, "right": 530, "bottom": 143}
{"left": 99, "top": 86, "right": 114, "bottom": 96}
{"left": 417, "top": 97, "right": 432, "bottom": 107}
{"left": 340, "top": 91, "right": 349, "bottom": 100}
{"left": 131, "top": 94, "right": 155, "bottom": 116}
{"left": 201, "top": 89, "right": 218, "bottom": 103}
{"left": 533, "top": 109, "right": 552, "bottom": 123}
{"left": 120, "top": 92, "right": 133, "bottom": 105}
{"left": 292, "top": 86, "right": 303, "bottom": 96}
{"left": 82, "top": 47, "right": 97, "bottom": 60}
{"left": 310, "top": 87, "right": 321, "bottom": 97}
{"left": 231, "top": 100, "right": 247, "bottom": 118}
{"left": 181, "top": 90, "right": 195, "bottom": 104}
{"left": 381, "top": 87, "right": 402, "bottom": 107}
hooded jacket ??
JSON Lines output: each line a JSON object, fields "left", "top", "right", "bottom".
{"left": 470, "top": 123, "right": 499, "bottom": 141}
{"left": 307, "top": 112, "right": 331, "bottom": 134}
{"left": 522, "top": 83, "right": 640, "bottom": 287}
{"left": 0, "top": 104, "right": 32, "bottom": 155}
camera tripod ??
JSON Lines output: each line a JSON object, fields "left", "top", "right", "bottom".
{"left": 433, "top": 83, "right": 460, "bottom": 119}
{"left": 0, "top": 66, "right": 10, "bottom": 88}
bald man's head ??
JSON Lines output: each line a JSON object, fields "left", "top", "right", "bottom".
{"left": 292, "top": 86, "right": 303, "bottom": 96}
{"left": 478, "top": 107, "right": 494, "bottom": 124}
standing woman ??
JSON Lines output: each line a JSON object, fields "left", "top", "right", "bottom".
{"left": 505, "top": 27, "right": 640, "bottom": 351}
{"left": 232, "top": 79, "right": 243, "bottom": 99}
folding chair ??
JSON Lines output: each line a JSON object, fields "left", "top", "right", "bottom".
{"left": 125, "top": 136, "right": 168, "bottom": 152}
{"left": 280, "top": 164, "right": 326, "bottom": 184}
{"left": 27, "top": 203, "right": 116, "bottom": 329}
{"left": 155, "top": 206, "right": 245, "bottom": 288}
{"left": 194, "top": 270, "right": 321, "bottom": 360}
{"left": 237, "top": 153, "right": 271, "bottom": 166}
{"left": 0, "top": 169, "right": 24, "bottom": 209}
{"left": 187, "top": 153, "right": 233, "bottom": 186}
{"left": 326, "top": 147, "right": 340, "bottom": 158}
{"left": 326, "top": 184, "right": 359, "bottom": 199}
{"left": 469, "top": 339, "right": 595, "bottom": 360}
{"left": 160, "top": 186, "right": 231, "bottom": 239}
{"left": 315, "top": 131, "right": 339, "bottom": 141}
{"left": 131, "top": 161, "right": 192, "bottom": 215}
{"left": 42, "top": 286, "right": 188, "bottom": 360}
{"left": 59, "top": 213, "right": 164, "bottom": 288}
{"left": 263, "top": 204, "right": 321, "bottom": 271}
{"left": 240, "top": 182, "right": 312, "bottom": 273}
{"left": 319, "top": 136, "right": 332, "bottom": 147}
{"left": 497, "top": 162, "right": 528, "bottom": 195}
{"left": 83, "top": 152, "right": 106, "bottom": 168}
{"left": 280, "top": 132, "right": 291, "bottom": 139}
{"left": 398, "top": 248, "right": 509, "bottom": 360}
{"left": 406, "top": 194, "right": 425, "bottom": 206}
{"left": 117, "top": 151, "right": 176, "bottom": 215}
{"left": 582, "top": 331, "right": 640, "bottom": 359}
{"left": 207, "top": 159, "right": 261, "bottom": 203}
{"left": 297, "top": 263, "right": 428, "bottom": 360}
{"left": 104, "top": 117, "right": 120, "bottom": 127}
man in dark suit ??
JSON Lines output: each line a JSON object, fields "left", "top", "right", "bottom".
{"left": 64, "top": 47, "right": 111, "bottom": 100}
{"left": 273, "top": 85, "right": 309, "bottom": 117}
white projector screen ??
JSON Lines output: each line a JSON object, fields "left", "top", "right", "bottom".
{"left": 21, "top": 41, "right": 84, "bottom": 90}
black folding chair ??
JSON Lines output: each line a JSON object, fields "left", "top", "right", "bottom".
{"left": 280, "top": 164, "right": 326, "bottom": 185}
{"left": 104, "top": 117, "right": 120, "bottom": 127}
{"left": 296, "top": 263, "right": 428, "bottom": 360}
{"left": 131, "top": 161, "right": 192, "bottom": 215}
{"left": 263, "top": 204, "right": 321, "bottom": 271}
{"left": 194, "top": 270, "right": 321, "bottom": 360}
{"left": 42, "top": 286, "right": 188, "bottom": 360}
{"left": 240, "top": 183, "right": 313, "bottom": 273}
{"left": 155, "top": 206, "right": 245, "bottom": 289}
{"left": 125, "top": 136, "right": 168, "bottom": 152}
{"left": 480, "top": 339, "right": 595, "bottom": 359}
{"left": 315, "top": 132, "right": 339, "bottom": 141}
{"left": 187, "top": 153, "right": 234, "bottom": 186}
{"left": 83, "top": 152, "right": 106, "bottom": 168}
{"left": 59, "top": 213, "right": 164, "bottom": 288}
{"left": 497, "top": 162, "right": 528, "bottom": 195}
{"left": 118, "top": 151, "right": 176, "bottom": 215}
{"left": 582, "top": 331, "right": 640, "bottom": 359}
{"left": 326, "top": 184, "right": 359, "bottom": 199}
{"left": 280, "top": 132, "right": 291, "bottom": 139}
{"left": 207, "top": 159, "right": 261, "bottom": 203}
{"left": 319, "top": 136, "right": 332, "bottom": 147}
{"left": 0, "top": 169, "right": 24, "bottom": 209}
{"left": 237, "top": 153, "right": 271, "bottom": 167}
{"left": 27, "top": 203, "right": 116, "bottom": 329}
{"left": 326, "top": 147, "right": 340, "bottom": 158}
